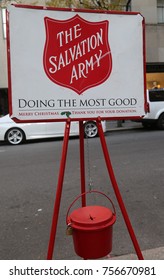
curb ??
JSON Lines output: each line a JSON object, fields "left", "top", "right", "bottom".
{"left": 106, "top": 120, "right": 143, "bottom": 132}
{"left": 109, "top": 246, "right": 164, "bottom": 260}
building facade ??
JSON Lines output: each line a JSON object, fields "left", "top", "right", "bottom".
{"left": 132, "top": 0, "right": 164, "bottom": 89}
{"left": 0, "top": 0, "right": 164, "bottom": 114}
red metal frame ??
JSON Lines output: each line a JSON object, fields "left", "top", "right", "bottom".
{"left": 47, "top": 118, "right": 144, "bottom": 260}
{"left": 96, "top": 118, "right": 144, "bottom": 260}
{"left": 79, "top": 121, "right": 86, "bottom": 207}
{"left": 47, "top": 119, "right": 71, "bottom": 260}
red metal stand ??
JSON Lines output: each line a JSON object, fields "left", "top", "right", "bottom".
{"left": 47, "top": 119, "right": 71, "bottom": 260}
{"left": 79, "top": 121, "right": 86, "bottom": 207}
{"left": 47, "top": 118, "right": 144, "bottom": 260}
{"left": 96, "top": 118, "right": 144, "bottom": 260}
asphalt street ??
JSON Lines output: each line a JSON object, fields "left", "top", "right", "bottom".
{"left": 0, "top": 122, "right": 164, "bottom": 260}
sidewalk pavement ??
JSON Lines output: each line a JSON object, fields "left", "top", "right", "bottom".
{"left": 110, "top": 246, "right": 164, "bottom": 260}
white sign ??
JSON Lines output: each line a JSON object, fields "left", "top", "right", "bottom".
{"left": 7, "top": 5, "right": 146, "bottom": 122}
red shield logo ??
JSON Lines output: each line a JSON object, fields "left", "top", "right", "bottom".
{"left": 43, "top": 15, "right": 112, "bottom": 94}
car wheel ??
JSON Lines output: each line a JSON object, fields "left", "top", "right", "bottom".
{"left": 6, "top": 128, "right": 25, "bottom": 145}
{"left": 157, "top": 113, "right": 164, "bottom": 130}
{"left": 84, "top": 121, "right": 98, "bottom": 138}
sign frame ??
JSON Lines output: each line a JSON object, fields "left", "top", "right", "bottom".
{"left": 7, "top": 4, "right": 147, "bottom": 123}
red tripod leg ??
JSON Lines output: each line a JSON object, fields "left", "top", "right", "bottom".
{"left": 47, "top": 119, "right": 71, "bottom": 260}
{"left": 79, "top": 121, "right": 86, "bottom": 207}
{"left": 96, "top": 118, "right": 144, "bottom": 260}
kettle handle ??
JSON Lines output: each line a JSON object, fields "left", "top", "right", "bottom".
{"left": 66, "top": 190, "right": 116, "bottom": 225}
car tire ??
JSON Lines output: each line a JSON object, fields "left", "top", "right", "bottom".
{"left": 6, "top": 128, "right": 25, "bottom": 145}
{"left": 84, "top": 121, "right": 98, "bottom": 138}
{"left": 157, "top": 113, "right": 164, "bottom": 130}
{"left": 142, "top": 122, "right": 155, "bottom": 129}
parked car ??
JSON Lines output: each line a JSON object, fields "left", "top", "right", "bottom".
{"left": 137, "top": 88, "right": 164, "bottom": 129}
{"left": 0, "top": 114, "right": 106, "bottom": 145}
